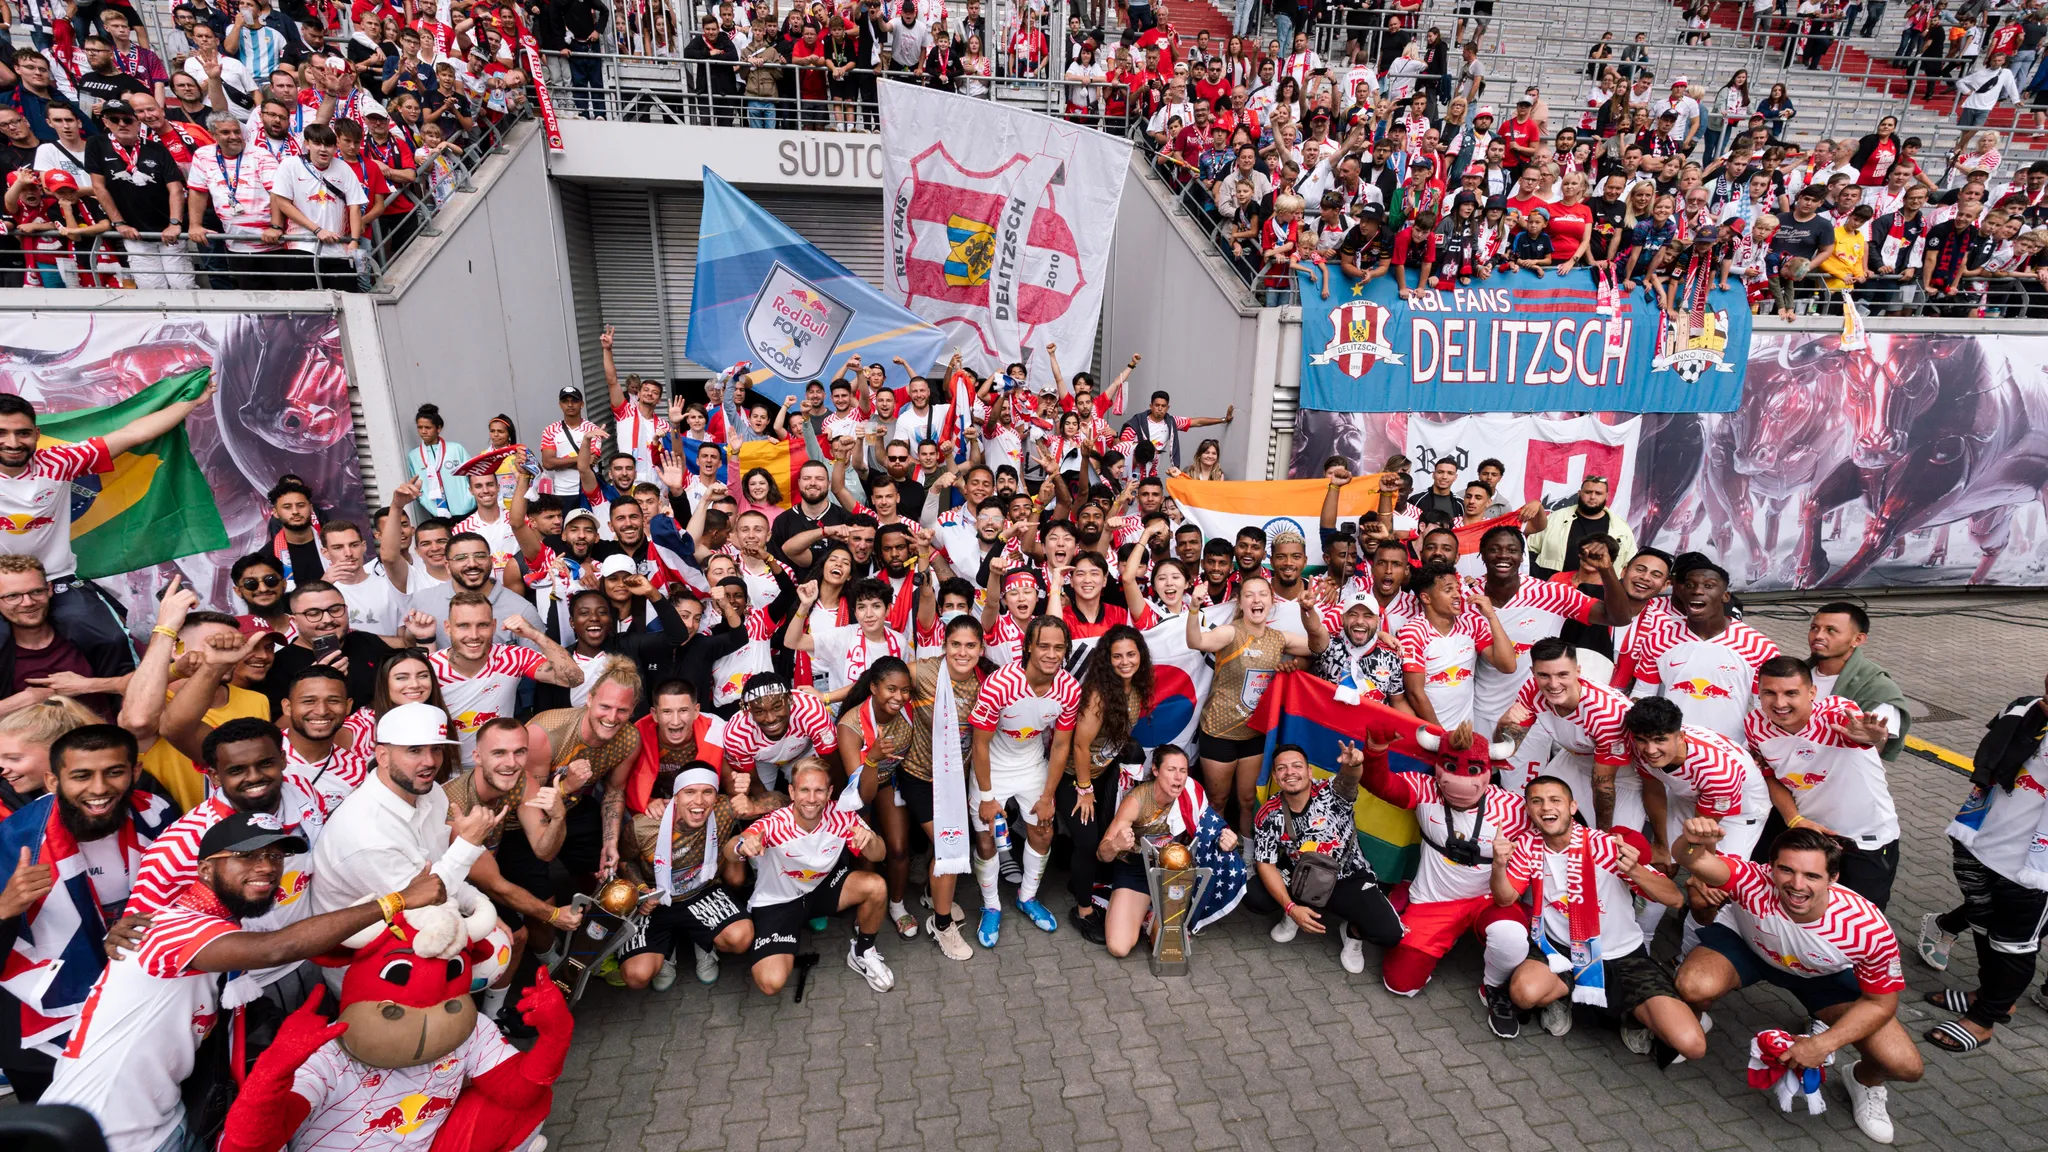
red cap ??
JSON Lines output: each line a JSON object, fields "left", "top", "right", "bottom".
{"left": 39, "top": 169, "right": 77, "bottom": 192}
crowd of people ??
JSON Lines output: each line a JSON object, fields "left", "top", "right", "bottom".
{"left": 0, "top": 0, "right": 536, "bottom": 289}
{"left": 0, "top": 316, "right": 2039, "bottom": 1147}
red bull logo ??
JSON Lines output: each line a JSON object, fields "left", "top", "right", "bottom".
{"left": 784, "top": 867, "right": 828, "bottom": 883}
{"left": 1777, "top": 772, "right": 1828, "bottom": 792}
{"left": 1671, "top": 678, "right": 1734, "bottom": 701}
{"left": 1775, "top": 952, "right": 1819, "bottom": 975}
{"left": 361, "top": 1093, "right": 454, "bottom": 1135}
{"left": 1005, "top": 725, "right": 1043, "bottom": 741}
{"left": 1426, "top": 666, "right": 1473, "bottom": 686}
{"left": 274, "top": 869, "right": 310, "bottom": 906}
{"left": 0, "top": 513, "right": 54, "bottom": 535}
{"left": 786, "top": 288, "right": 831, "bottom": 316}
{"left": 2017, "top": 770, "right": 2048, "bottom": 798}
{"left": 454, "top": 709, "right": 500, "bottom": 734}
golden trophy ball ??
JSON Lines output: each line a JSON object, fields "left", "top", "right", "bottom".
{"left": 596, "top": 878, "right": 640, "bottom": 916}
{"left": 1159, "top": 842, "right": 1194, "bottom": 872}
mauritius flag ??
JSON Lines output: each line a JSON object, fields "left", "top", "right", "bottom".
{"left": 39, "top": 368, "right": 227, "bottom": 580}
{"left": 1248, "top": 672, "right": 1437, "bottom": 882}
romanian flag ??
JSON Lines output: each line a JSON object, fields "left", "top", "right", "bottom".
{"left": 1248, "top": 671, "right": 1442, "bottom": 882}
{"left": 1164, "top": 475, "right": 1382, "bottom": 567}
{"left": 40, "top": 368, "right": 226, "bottom": 580}
{"left": 732, "top": 435, "right": 812, "bottom": 509}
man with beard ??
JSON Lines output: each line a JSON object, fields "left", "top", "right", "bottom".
{"left": 1193, "top": 538, "right": 1238, "bottom": 609}
{"left": 1618, "top": 558, "right": 1780, "bottom": 742}
{"left": 230, "top": 552, "right": 292, "bottom": 634}
{"left": 308, "top": 703, "right": 500, "bottom": 936}
{"left": 770, "top": 460, "right": 852, "bottom": 570}
{"left": 1309, "top": 589, "right": 1407, "bottom": 706}
{"left": 930, "top": 499, "right": 1008, "bottom": 588}
{"left": 265, "top": 476, "right": 323, "bottom": 588}
{"left": 408, "top": 533, "right": 546, "bottom": 649}
{"left": 545, "top": 589, "right": 741, "bottom": 714}
{"left": 265, "top": 580, "right": 431, "bottom": 714}
{"left": 1253, "top": 741, "right": 1409, "bottom": 978}
{"left": 42, "top": 812, "right": 446, "bottom": 1151}
{"left": 621, "top": 763, "right": 767, "bottom": 991}
{"left": 594, "top": 490, "right": 696, "bottom": 596}
{"left": 1805, "top": 602, "right": 1910, "bottom": 761}
{"left": 167, "top": 660, "right": 366, "bottom": 815}
{"left": 513, "top": 480, "right": 603, "bottom": 643}
{"left": 117, "top": 718, "right": 329, "bottom": 1021}
{"left": 1528, "top": 475, "right": 1636, "bottom": 578}
{"left": 1468, "top": 527, "right": 1637, "bottom": 736}
{"left": 0, "top": 725, "right": 180, "bottom": 1102}
{"left": 1415, "top": 525, "right": 1461, "bottom": 568}
{"left": 0, "top": 390, "right": 208, "bottom": 667}
{"left": 0, "top": 556, "right": 129, "bottom": 724}
{"left": 734, "top": 757, "right": 894, "bottom": 995}
{"left": 1364, "top": 539, "right": 1424, "bottom": 636}
{"left": 431, "top": 593, "right": 583, "bottom": 762}
{"left": 522, "top": 661, "right": 645, "bottom": 882}
{"left": 1493, "top": 776, "right": 1693, "bottom": 1061}
{"left": 624, "top": 680, "right": 733, "bottom": 814}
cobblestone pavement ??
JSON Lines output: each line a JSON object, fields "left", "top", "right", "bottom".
{"left": 545, "top": 592, "right": 2048, "bottom": 1152}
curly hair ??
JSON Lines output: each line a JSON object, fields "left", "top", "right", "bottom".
{"left": 1079, "top": 624, "right": 1154, "bottom": 753}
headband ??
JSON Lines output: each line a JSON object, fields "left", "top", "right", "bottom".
{"left": 675, "top": 767, "right": 721, "bottom": 791}
{"left": 1004, "top": 569, "right": 1042, "bottom": 592}
{"left": 741, "top": 675, "right": 789, "bottom": 703}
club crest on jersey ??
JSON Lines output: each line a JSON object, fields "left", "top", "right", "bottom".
{"left": 1310, "top": 299, "right": 1404, "bottom": 378}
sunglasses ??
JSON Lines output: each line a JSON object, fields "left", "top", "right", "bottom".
{"left": 240, "top": 574, "right": 283, "bottom": 590}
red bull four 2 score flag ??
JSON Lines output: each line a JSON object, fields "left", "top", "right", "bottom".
{"left": 879, "top": 80, "right": 1129, "bottom": 382}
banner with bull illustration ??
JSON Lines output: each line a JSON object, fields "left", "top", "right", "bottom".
{"left": 879, "top": 80, "right": 1130, "bottom": 382}
{"left": 1289, "top": 329, "right": 2048, "bottom": 591}
{"left": 0, "top": 310, "right": 368, "bottom": 630}
{"left": 1298, "top": 266, "right": 1753, "bottom": 414}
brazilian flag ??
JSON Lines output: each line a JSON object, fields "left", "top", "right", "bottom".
{"left": 38, "top": 368, "right": 227, "bottom": 580}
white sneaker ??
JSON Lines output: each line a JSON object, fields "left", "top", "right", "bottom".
{"left": 1621, "top": 1023, "right": 1652, "bottom": 1054}
{"left": 1918, "top": 912, "right": 1957, "bottom": 971}
{"left": 1270, "top": 916, "right": 1299, "bottom": 944}
{"left": 1339, "top": 930, "right": 1366, "bottom": 974}
{"left": 1542, "top": 998, "right": 1573, "bottom": 1037}
{"left": 651, "top": 959, "right": 678, "bottom": 992}
{"left": 928, "top": 915, "right": 973, "bottom": 961}
{"left": 1843, "top": 1061, "right": 1895, "bottom": 1145}
{"left": 693, "top": 946, "right": 718, "bottom": 986}
{"left": 847, "top": 940, "right": 897, "bottom": 992}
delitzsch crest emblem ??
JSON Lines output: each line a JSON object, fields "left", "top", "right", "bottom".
{"left": 1310, "top": 299, "right": 1405, "bottom": 379}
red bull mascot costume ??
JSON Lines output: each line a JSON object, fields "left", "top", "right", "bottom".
{"left": 217, "top": 899, "right": 572, "bottom": 1152}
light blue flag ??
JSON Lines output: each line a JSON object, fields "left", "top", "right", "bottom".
{"left": 685, "top": 170, "right": 950, "bottom": 401}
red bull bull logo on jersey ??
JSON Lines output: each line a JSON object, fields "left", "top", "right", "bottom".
{"left": 274, "top": 869, "right": 310, "bottom": 906}
{"left": 784, "top": 867, "right": 829, "bottom": 883}
{"left": 453, "top": 709, "right": 500, "bottom": 734}
{"left": 2017, "top": 770, "right": 2048, "bottom": 798}
{"left": 1005, "top": 725, "right": 1043, "bottom": 741}
{"left": 361, "top": 1092, "right": 454, "bottom": 1135}
{"left": 0, "top": 512, "right": 55, "bottom": 535}
{"left": 1426, "top": 666, "right": 1473, "bottom": 687}
{"left": 1777, "top": 772, "right": 1828, "bottom": 792}
{"left": 1671, "top": 678, "right": 1734, "bottom": 701}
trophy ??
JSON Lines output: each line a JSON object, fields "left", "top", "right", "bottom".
{"left": 537, "top": 879, "right": 646, "bottom": 1006}
{"left": 1144, "top": 841, "right": 1213, "bottom": 976}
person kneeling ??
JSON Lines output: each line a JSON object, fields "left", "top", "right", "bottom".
{"left": 732, "top": 758, "right": 895, "bottom": 994}
{"left": 1492, "top": 776, "right": 1703, "bottom": 1065}
{"left": 1672, "top": 819, "right": 1923, "bottom": 1144}
{"left": 1249, "top": 741, "right": 1406, "bottom": 976}
{"left": 1097, "top": 747, "right": 1241, "bottom": 959}
{"left": 621, "top": 762, "right": 779, "bottom": 992}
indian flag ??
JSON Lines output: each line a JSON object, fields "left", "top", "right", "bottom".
{"left": 39, "top": 368, "right": 227, "bottom": 580}
{"left": 1166, "top": 475, "right": 1385, "bottom": 566}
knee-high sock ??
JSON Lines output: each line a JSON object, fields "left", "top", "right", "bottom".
{"left": 1483, "top": 920, "right": 1526, "bottom": 989}
{"left": 1018, "top": 846, "right": 1050, "bottom": 902}
{"left": 972, "top": 849, "right": 1000, "bottom": 909}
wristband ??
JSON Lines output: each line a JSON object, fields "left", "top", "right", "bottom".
{"left": 1283, "top": 900, "right": 1297, "bottom": 916}
{"left": 376, "top": 891, "right": 405, "bottom": 923}
{"left": 1786, "top": 814, "right": 1805, "bottom": 829}
{"left": 151, "top": 625, "right": 179, "bottom": 642}
{"left": 1074, "top": 783, "right": 1094, "bottom": 794}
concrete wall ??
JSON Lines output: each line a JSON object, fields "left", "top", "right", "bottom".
{"left": 1102, "top": 157, "right": 1281, "bottom": 480}
{"left": 371, "top": 122, "right": 583, "bottom": 455}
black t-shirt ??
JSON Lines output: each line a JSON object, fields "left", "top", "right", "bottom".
{"left": 1337, "top": 222, "right": 1394, "bottom": 268}
{"left": 768, "top": 500, "right": 851, "bottom": 569}
{"left": 74, "top": 71, "right": 147, "bottom": 120}
{"left": 286, "top": 539, "right": 325, "bottom": 585}
{"left": 893, "top": 476, "right": 929, "bottom": 522}
{"left": 1770, "top": 211, "right": 1829, "bottom": 260}
{"left": 82, "top": 136, "right": 182, "bottom": 231}
{"left": 264, "top": 629, "right": 392, "bottom": 715}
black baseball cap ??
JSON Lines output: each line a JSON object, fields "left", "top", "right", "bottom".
{"left": 199, "top": 810, "right": 309, "bottom": 860}
{"left": 558, "top": 386, "right": 584, "bottom": 401}
{"left": 1356, "top": 203, "right": 1386, "bottom": 222}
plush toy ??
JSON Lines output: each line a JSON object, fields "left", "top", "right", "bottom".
{"left": 218, "top": 901, "right": 573, "bottom": 1152}
{"left": 1746, "top": 1028, "right": 1831, "bottom": 1115}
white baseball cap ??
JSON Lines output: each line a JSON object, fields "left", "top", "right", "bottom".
{"left": 598, "top": 554, "right": 637, "bottom": 578}
{"left": 1340, "top": 588, "right": 1378, "bottom": 612}
{"left": 377, "top": 702, "right": 459, "bottom": 747}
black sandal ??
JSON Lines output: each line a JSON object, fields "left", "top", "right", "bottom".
{"left": 1924, "top": 988, "right": 1973, "bottom": 1014}
{"left": 1926, "top": 1020, "right": 1989, "bottom": 1052}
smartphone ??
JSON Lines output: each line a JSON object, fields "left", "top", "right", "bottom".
{"left": 311, "top": 635, "right": 341, "bottom": 657}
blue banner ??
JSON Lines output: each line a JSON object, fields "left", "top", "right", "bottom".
{"left": 686, "top": 170, "right": 949, "bottom": 400}
{"left": 1296, "top": 264, "right": 1750, "bottom": 413}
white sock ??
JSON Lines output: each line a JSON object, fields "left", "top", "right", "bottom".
{"left": 1483, "top": 920, "right": 1526, "bottom": 990}
{"left": 972, "top": 851, "right": 1000, "bottom": 909}
{"left": 479, "top": 983, "right": 509, "bottom": 1018}
{"left": 887, "top": 899, "right": 908, "bottom": 924}
{"left": 1018, "top": 846, "right": 1050, "bottom": 902}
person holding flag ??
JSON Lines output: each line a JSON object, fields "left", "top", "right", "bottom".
{"left": 0, "top": 377, "right": 217, "bottom": 668}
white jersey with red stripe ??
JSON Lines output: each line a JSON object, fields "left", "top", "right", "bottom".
{"left": 968, "top": 663, "right": 1081, "bottom": 783}
{"left": 983, "top": 611, "right": 1029, "bottom": 668}
{"left": 721, "top": 691, "right": 839, "bottom": 789}
{"left": 1471, "top": 579, "right": 1598, "bottom": 735}
{"left": 1504, "top": 826, "right": 1653, "bottom": 957}
{"left": 746, "top": 806, "right": 864, "bottom": 907}
{"left": 284, "top": 1015, "right": 518, "bottom": 1152}
{"left": 709, "top": 607, "right": 779, "bottom": 708}
{"left": 0, "top": 437, "right": 111, "bottom": 578}
{"left": 285, "top": 732, "right": 373, "bottom": 816}
{"left": 450, "top": 509, "right": 520, "bottom": 576}
{"left": 1397, "top": 609, "right": 1495, "bottom": 729}
{"left": 1626, "top": 608, "right": 1781, "bottom": 741}
{"left": 1719, "top": 856, "right": 1906, "bottom": 994}
{"left": 812, "top": 624, "right": 910, "bottom": 697}
{"left": 611, "top": 399, "right": 671, "bottom": 481}
{"left": 1375, "top": 588, "right": 1422, "bottom": 638}
{"left": 1745, "top": 698, "right": 1900, "bottom": 847}
{"left": 1510, "top": 677, "right": 1642, "bottom": 819}
{"left": 1377, "top": 773, "right": 1530, "bottom": 903}
{"left": 1636, "top": 724, "right": 1768, "bottom": 821}
{"left": 45, "top": 891, "right": 240, "bottom": 1152}
{"left": 431, "top": 645, "right": 546, "bottom": 764}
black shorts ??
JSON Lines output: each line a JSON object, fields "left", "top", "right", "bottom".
{"left": 1694, "top": 923, "right": 1861, "bottom": 1014}
{"left": 1836, "top": 839, "right": 1900, "bottom": 911}
{"left": 1528, "top": 938, "right": 1679, "bottom": 1019}
{"left": 747, "top": 850, "right": 855, "bottom": 960}
{"left": 1197, "top": 731, "right": 1263, "bottom": 762}
{"left": 1108, "top": 858, "right": 1149, "bottom": 893}
{"left": 620, "top": 884, "right": 750, "bottom": 959}
{"left": 894, "top": 772, "right": 936, "bottom": 827}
